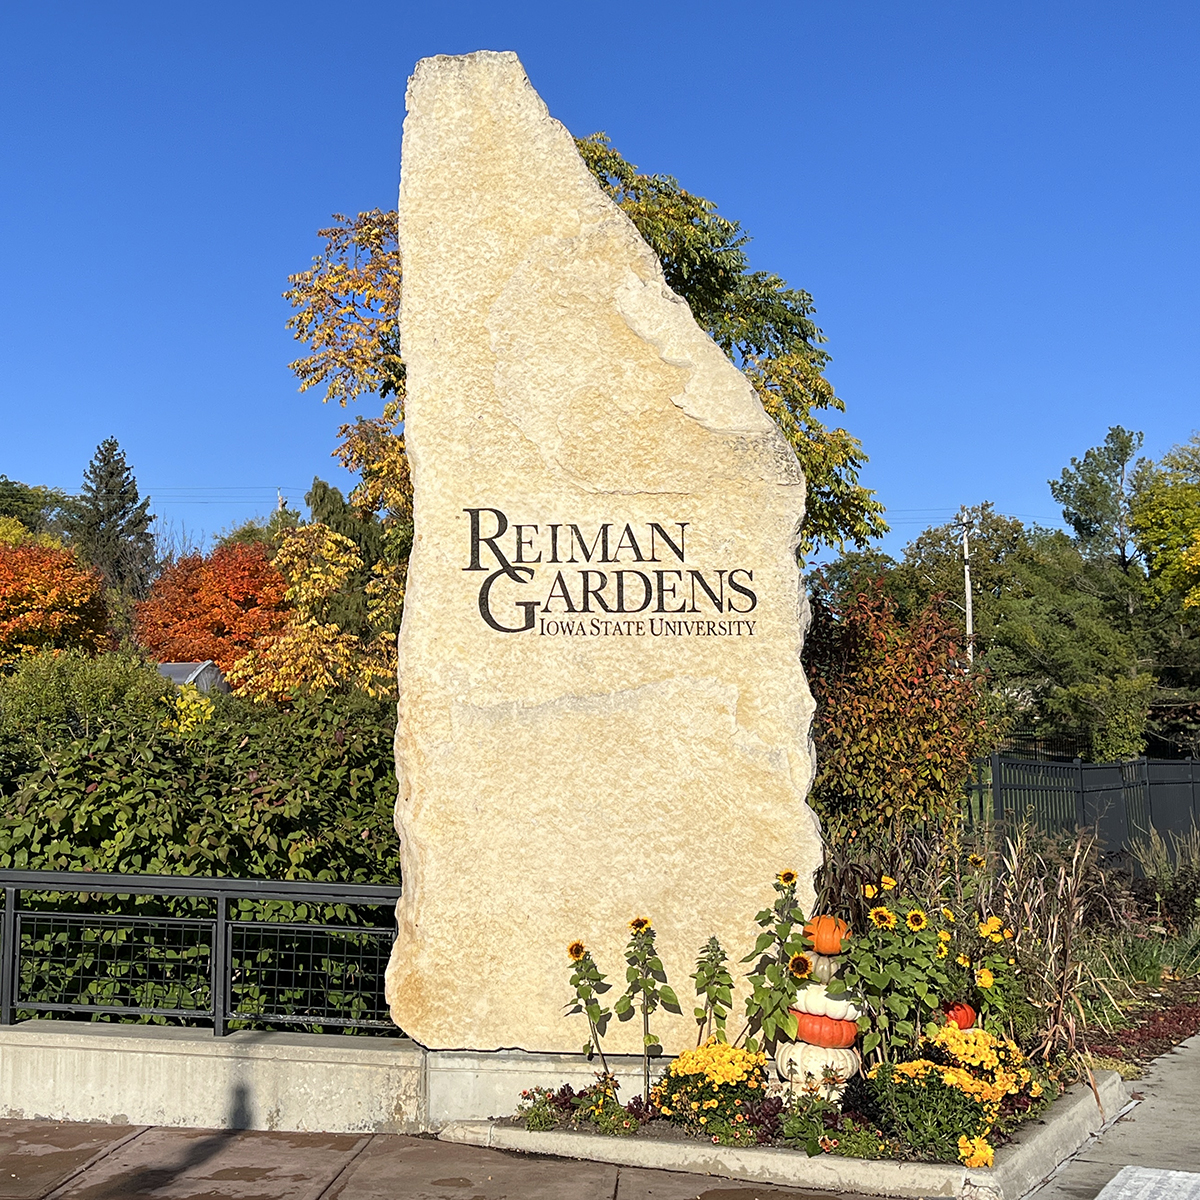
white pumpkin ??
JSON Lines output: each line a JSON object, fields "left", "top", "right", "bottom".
{"left": 791, "top": 982, "right": 862, "bottom": 1022}
{"left": 810, "top": 952, "right": 839, "bottom": 983}
{"left": 775, "top": 1042, "right": 861, "bottom": 1102}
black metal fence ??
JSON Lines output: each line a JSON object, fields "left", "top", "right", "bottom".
{"left": 965, "top": 755, "right": 1200, "bottom": 848}
{"left": 0, "top": 871, "right": 401, "bottom": 1036}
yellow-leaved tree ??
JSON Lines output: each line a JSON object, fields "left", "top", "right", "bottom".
{"left": 227, "top": 524, "right": 394, "bottom": 703}
{"left": 284, "top": 141, "right": 887, "bottom": 622}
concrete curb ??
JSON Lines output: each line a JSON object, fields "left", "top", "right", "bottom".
{"left": 438, "top": 1070, "right": 1129, "bottom": 1199}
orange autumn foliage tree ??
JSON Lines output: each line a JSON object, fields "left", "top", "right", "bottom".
{"left": 135, "top": 542, "right": 288, "bottom": 674}
{"left": 0, "top": 542, "right": 107, "bottom": 667}
{"left": 805, "top": 587, "right": 996, "bottom": 832}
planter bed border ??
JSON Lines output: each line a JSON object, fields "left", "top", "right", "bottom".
{"left": 437, "top": 1069, "right": 1130, "bottom": 1200}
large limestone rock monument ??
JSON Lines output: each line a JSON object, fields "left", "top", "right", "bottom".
{"left": 386, "top": 51, "right": 822, "bottom": 1056}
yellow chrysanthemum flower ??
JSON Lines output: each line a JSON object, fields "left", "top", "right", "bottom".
{"left": 958, "top": 1134, "right": 994, "bottom": 1168}
{"left": 976, "top": 967, "right": 995, "bottom": 989}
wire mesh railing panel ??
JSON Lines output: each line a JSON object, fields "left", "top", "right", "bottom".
{"left": 15, "top": 913, "right": 212, "bottom": 1017}
{"left": 0, "top": 871, "right": 402, "bottom": 1036}
{"left": 228, "top": 922, "right": 395, "bottom": 1028}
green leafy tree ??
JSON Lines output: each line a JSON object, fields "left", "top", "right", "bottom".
{"left": 1133, "top": 432, "right": 1200, "bottom": 608}
{"left": 578, "top": 135, "right": 886, "bottom": 556}
{"left": 1049, "top": 426, "right": 1144, "bottom": 571}
{"left": 72, "top": 438, "right": 156, "bottom": 597}
{"left": 0, "top": 476, "right": 71, "bottom": 536}
{"left": 217, "top": 504, "right": 302, "bottom": 555}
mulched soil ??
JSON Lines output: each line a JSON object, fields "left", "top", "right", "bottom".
{"left": 1085, "top": 980, "right": 1200, "bottom": 1066}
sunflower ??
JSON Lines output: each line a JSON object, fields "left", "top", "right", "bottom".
{"left": 941, "top": 907, "right": 955, "bottom": 923}
{"left": 936, "top": 942, "right": 949, "bottom": 959}
{"left": 869, "top": 906, "right": 897, "bottom": 930}
{"left": 975, "top": 967, "right": 995, "bottom": 989}
{"left": 905, "top": 909, "right": 929, "bottom": 932}
{"left": 880, "top": 876, "right": 897, "bottom": 892}
{"left": 777, "top": 869, "right": 798, "bottom": 887}
{"left": 863, "top": 883, "right": 878, "bottom": 899}
{"left": 567, "top": 940, "right": 587, "bottom": 962}
{"left": 788, "top": 952, "right": 813, "bottom": 979}
{"left": 968, "top": 854, "right": 986, "bottom": 869}
{"left": 629, "top": 916, "right": 652, "bottom": 933}
{"left": 957, "top": 954, "right": 972, "bottom": 967}
{"left": 938, "top": 930, "right": 952, "bottom": 943}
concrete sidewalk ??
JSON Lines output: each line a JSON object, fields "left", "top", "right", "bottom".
{"left": 0, "top": 1119, "right": 873, "bottom": 1200}
{"left": 1028, "top": 1034, "right": 1200, "bottom": 1200}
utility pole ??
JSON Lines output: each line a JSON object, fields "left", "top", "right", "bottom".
{"left": 958, "top": 508, "right": 975, "bottom": 664}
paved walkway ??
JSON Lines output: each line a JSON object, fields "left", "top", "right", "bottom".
{"left": 1, "top": 1037, "right": 1196, "bottom": 1200}
{"left": 1029, "top": 1034, "right": 1200, "bottom": 1200}
{"left": 0, "top": 1120, "right": 871, "bottom": 1200}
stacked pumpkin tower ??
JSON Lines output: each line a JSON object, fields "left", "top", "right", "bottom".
{"left": 776, "top": 915, "right": 862, "bottom": 1102}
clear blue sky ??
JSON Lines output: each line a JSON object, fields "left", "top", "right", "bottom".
{"left": 2, "top": 2, "right": 1197, "bottom": 556}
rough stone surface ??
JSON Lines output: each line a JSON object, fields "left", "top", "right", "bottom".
{"left": 386, "top": 50, "right": 822, "bottom": 1055}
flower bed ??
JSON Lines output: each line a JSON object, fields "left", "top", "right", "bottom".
{"left": 515, "top": 838, "right": 1199, "bottom": 1172}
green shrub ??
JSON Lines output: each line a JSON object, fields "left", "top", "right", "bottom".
{"left": 0, "top": 650, "right": 173, "bottom": 766}
{"left": 1, "top": 690, "right": 399, "bottom": 883}
{"left": 866, "top": 1062, "right": 990, "bottom": 1163}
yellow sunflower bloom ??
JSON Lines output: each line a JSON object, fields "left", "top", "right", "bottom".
{"left": 629, "top": 916, "right": 652, "bottom": 933}
{"left": 567, "top": 941, "right": 587, "bottom": 962}
{"left": 906, "top": 909, "right": 929, "bottom": 931}
{"left": 938, "top": 930, "right": 952, "bottom": 943}
{"left": 863, "top": 883, "right": 878, "bottom": 899}
{"left": 942, "top": 907, "right": 955, "bottom": 922}
{"left": 880, "top": 876, "right": 897, "bottom": 892}
{"left": 788, "top": 952, "right": 813, "bottom": 979}
{"left": 976, "top": 967, "right": 995, "bottom": 989}
{"left": 936, "top": 942, "right": 949, "bottom": 958}
{"left": 776, "top": 869, "right": 798, "bottom": 887}
{"left": 869, "top": 906, "right": 897, "bottom": 930}
{"left": 968, "top": 854, "right": 986, "bottom": 869}
{"left": 957, "top": 954, "right": 972, "bottom": 967}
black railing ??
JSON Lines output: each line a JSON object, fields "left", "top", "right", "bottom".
{"left": 0, "top": 870, "right": 401, "bottom": 1036}
{"left": 965, "top": 755, "right": 1200, "bottom": 849}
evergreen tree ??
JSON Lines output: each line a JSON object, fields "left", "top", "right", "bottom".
{"left": 303, "top": 477, "right": 385, "bottom": 637}
{"left": 74, "top": 438, "right": 156, "bottom": 597}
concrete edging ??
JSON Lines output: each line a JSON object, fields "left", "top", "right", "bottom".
{"left": 438, "top": 1070, "right": 1130, "bottom": 1199}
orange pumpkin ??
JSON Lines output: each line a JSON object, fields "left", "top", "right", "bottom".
{"left": 804, "top": 915, "right": 850, "bottom": 956}
{"left": 944, "top": 1002, "right": 976, "bottom": 1030}
{"left": 789, "top": 1010, "right": 859, "bottom": 1048}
